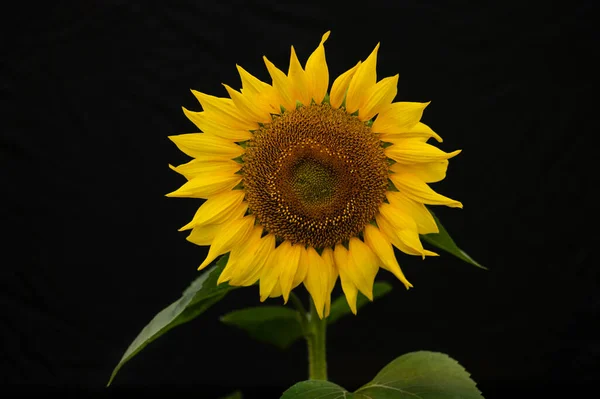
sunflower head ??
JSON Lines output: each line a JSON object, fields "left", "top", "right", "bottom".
{"left": 243, "top": 103, "right": 389, "bottom": 249}
{"left": 168, "top": 31, "right": 462, "bottom": 318}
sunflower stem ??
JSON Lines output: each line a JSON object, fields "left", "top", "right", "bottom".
{"left": 306, "top": 298, "right": 328, "bottom": 381}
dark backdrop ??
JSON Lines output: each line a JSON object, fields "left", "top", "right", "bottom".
{"left": 2, "top": 1, "right": 596, "bottom": 398}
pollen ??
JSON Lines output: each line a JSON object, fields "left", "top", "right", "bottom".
{"left": 243, "top": 103, "right": 389, "bottom": 248}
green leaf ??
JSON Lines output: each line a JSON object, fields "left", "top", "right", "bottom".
{"left": 355, "top": 351, "right": 484, "bottom": 399}
{"left": 327, "top": 281, "right": 393, "bottom": 325}
{"left": 281, "top": 380, "right": 352, "bottom": 399}
{"left": 219, "top": 390, "right": 243, "bottom": 399}
{"left": 220, "top": 306, "right": 303, "bottom": 350}
{"left": 282, "top": 351, "right": 483, "bottom": 398}
{"left": 107, "top": 255, "right": 235, "bottom": 386}
{"left": 421, "top": 211, "right": 487, "bottom": 270}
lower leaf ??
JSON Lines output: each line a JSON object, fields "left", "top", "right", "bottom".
{"left": 282, "top": 351, "right": 483, "bottom": 399}
{"left": 355, "top": 351, "right": 484, "bottom": 399}
{"left": 281, "top": 380, "right": 352, "bottom": 399}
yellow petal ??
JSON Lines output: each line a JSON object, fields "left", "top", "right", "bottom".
{"left": 378, "top": 121, "right": 443, "bottom": 143}
{"left": 321, "top": 247, "right": 338, "bottom": 317}
{"left": 334, "top": 244, "right": 359, "bottom": 314}
{"left": 269, "top": 284, "right": 283, "bottom": 298}
{"left": 191, "top": 90, "right": 257, "bottom": 129}
{"left": 288, "top": 46, "right": 311, "bottom": 106}
{"left": 263, "top": 56, "right": 295, "bottom": 111}
{"left": 358, "top": 74, "right": 398, "bottom": 121}
{"left": 216, "top": 255, "right": 237, "bottom": 286}
{"left": 346, "top": 43, "right": 380, "bottom": 114}
{"left": 372, "top": 101, "right": 429, "bottom": 131}
{"left": 186, "top": 223, "right": 222, "bottom": 246}
{"left": 386, "top": 191, "right": 438, "bottom": 234}
{"left": 363, "top": 224, "right": 412, "bottom": 289}
{"left": 222, "top": 84, "right": 272, "bottom": 124}
{"left": 330, "top": 61, "right": 361, "bottom": 109}
{"left": 385, "top": 139, "right": 461, "bottom": 164}
{"left": 182, "top": 108, "right": 253, "bottom": 142}
{"left": 236, "top": 64, "right": 270, "bottom": 96}
{"left": 232, "top": 233, "right": 276, "bottom": 286}
{"left": 168, "top": 133, "right": 244, "bottom": 160}
{"left": 375, "top": 212, "right": 435, "bottom": 257}
{"left": 278, "top": 242, "right": 302, "bottom": 303}
{"left": 303, "top": 247, "right": 329, "bottom": 319}
{"left": 178, "top": 190, "right": 246, "bottom": 231}
{"left": 236, "top": 65, "right": 281, "bottom": 114}
{"left": 305, "top": 31, "right": 330, "bottom": 104}
{"left": 260, "top": 244, "right": 282, "bottom": 301}
{"left": 166, "top": 173, "right": 241, "bottom": 199}
{"left": 198, "top": 215, "right": 255, "bottom": 270}
{"left": 390, "top": 160, "right": 449, "bottom": 183}
{"left": 292, "top": 245, "right": 309, "bottom": 288}
{"left": 378, "top": 202, "right": 426, "bottom": 257}
{"left": 346, "top": 237, "right": 379, "bottom": 300}
{"left": 169, "top": 159, "right": 241, "bottom": 181}
{"left": 389, "top": 172, "right": 463, "bottom": 208}
{"left": 186, "top": 202, "right": 248, "bottom": 245}
{"left": 218, "top": 225, "right": 263, "bottom": 285}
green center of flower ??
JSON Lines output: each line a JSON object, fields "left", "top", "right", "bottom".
{"left": 291, "top": 159, "right": 335, "bottom": 205}
{"left": 243, "top": 103, "right": 389, "bottom": 248}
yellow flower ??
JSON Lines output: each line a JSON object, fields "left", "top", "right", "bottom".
{"left": 168, "top": 32, "right": 462, "bottom": 318}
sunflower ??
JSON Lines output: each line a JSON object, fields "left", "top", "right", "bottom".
{"left": 168, "top": 32, "right": 462, "bottom": 318}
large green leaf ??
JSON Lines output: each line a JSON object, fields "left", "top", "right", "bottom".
{"left": 281, "top": 380, "right": 352, "bottom": 399}
{"left": 421, "top": 211, "right": 487, "bottom": 270}
{"left": 327, "top": 281, "right": 393, "bottom": 325}
{"left": 282, "top": 351, "right": 483, "bottom": 398}
{"left": 107, "top": 255, "right": 235, "bottom": 386}
{"left": 355, "top": 351, "right": 484, "bottom": 399}
{"left": 220, "top": 306, "right": 304, "bottom": 350}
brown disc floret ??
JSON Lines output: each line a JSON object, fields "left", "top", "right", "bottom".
{"left": 243, "top": 103, "right": 388, "bottom": 248}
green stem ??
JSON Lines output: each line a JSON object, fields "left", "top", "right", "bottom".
{"left": 306, "top": 298, "right": 328, "bottom": 380}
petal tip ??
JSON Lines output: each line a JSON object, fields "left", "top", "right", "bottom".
{"left": 315, "top": 306, "right": 325, "bottom": 319}
{"left": 449, "top": 149, "right": 462, "bottom": 158}
{"left": 197, "top": 262, "right": 209, "bottom": 271}
{"left": 217, "top": 273, "right": 230, "bottom": 286}
{"left": 198, "top": 258, "right": 211, "bottom": 271}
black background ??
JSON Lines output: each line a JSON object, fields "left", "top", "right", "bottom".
{"left": 2, "top": 1, "right": 596, "bottom": 398}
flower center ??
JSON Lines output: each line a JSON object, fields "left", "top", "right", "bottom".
{"left": 291, "top": 158, "right": 336, "bottom": 205}
{"left": 242, "top": 103, "right": 388, "bottom": 248}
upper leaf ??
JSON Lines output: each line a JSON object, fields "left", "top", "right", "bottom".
{"left": 421, "top": 210, "right": 487, "bottom": 270}
{"left": 220, "top": 306, "right": 304, "bottom": 350}
{"left": 107, "top": 255, "right": 235, "bottom": 386}
{"left": 355, "top": 351, "right": 484, "bottom": 399}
